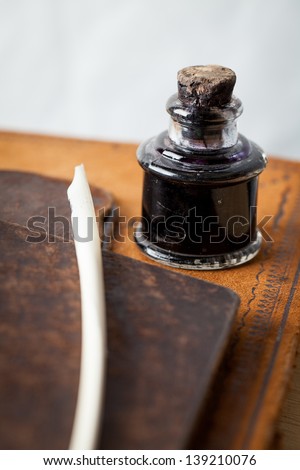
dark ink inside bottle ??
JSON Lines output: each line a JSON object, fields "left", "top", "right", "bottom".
{"left": 135, "top": 65, "right": 267, "bottom": 270}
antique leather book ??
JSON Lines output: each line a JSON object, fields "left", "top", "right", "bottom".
{"left": 0, "top": 171, "right": 238, "bottom": 449}
{"left": 0, "top": 131, "right": 300, "bottom": 449}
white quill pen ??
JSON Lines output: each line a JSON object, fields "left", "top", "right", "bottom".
{"left": 67, "top": 164, "right": 106, "bottom": 450}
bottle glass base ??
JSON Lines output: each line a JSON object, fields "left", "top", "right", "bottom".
{"left": 134, "top": 228, "right": 262, "bottom": 271}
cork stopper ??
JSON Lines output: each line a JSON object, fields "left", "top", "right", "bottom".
{"left": 177, "top": 65, "right": 236, "bottom": 108}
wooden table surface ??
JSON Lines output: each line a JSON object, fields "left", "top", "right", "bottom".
{"left": 0, "top": 131, "right": 300, "bottom": 449}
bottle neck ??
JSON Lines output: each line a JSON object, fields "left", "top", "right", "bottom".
{"left": 166, "top": 94, "right": 243, "bottom": 151}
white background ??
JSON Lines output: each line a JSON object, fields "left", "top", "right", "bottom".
{"left": 0, "top": 0, "right": 299, "bottom": 159}
{"left": 1, "top": 450, "right": 300, "bottom": 469}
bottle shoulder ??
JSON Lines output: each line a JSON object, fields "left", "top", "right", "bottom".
{"left": 137, "top": 130, "right": 267, "bottom": 184}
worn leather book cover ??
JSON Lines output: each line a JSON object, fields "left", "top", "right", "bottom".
{"left": 0, "top": 171, "right": 239, "bottom": 449}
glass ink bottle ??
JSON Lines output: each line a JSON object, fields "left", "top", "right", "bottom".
{"left": 135, "top": 65, "right": 267, "bottom": 270}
